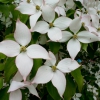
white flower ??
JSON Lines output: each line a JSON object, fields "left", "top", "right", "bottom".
{"left": 55, "top": 0, "right": 66, "bottom": 16}
{"left": 59, "top": 17, "right": 99, "bottom": 59}
{"left": 0, "top": 19, "right": 50, "bottom": 81}
{"left": 32, "top": 51, "right": 80, "bottom": 97}
{"left": 8, "top": 72, "right": 39, "bottom": 100}
{"left": 32, "top": 16, "right": 72, "bottom": 41}
{"left": 73, "top": 93, "right": 82, "bottom": 100}
{"left": 16, "top": 0, "right": 59, "bottom": 30}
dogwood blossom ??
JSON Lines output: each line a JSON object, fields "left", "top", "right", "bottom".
{"left": 0, "top": 19, "right": 50, "bottom": 81}
{"left": 8, "top": 71, "right": 39, "bottom": 100}
{"left": 32, "top": 16, "right": 72, "bottom": 41}
{"left": 55, "top": 0, "right": 66, "bottom": 16}
{"left": 59, "top": 17, "right": 99, "bottom": 59}
{"left": 16, "top": 0, "right": 59, "bottom": 30}
{"left": 32, "top": 51, "right": 80, "bottom": 97}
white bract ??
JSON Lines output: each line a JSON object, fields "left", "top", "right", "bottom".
{"left": 59, "top": 17, "right": 99, "bottom": 59}
{"left": 32, "top": 16, "right": 72, "bottom": 41}
{"left": 32, "top": 51, "right": 80, "bottom": 97}
{"left": 8, "top": 72, "right": 39, "bottom": 100}
{"left": 0, "top": 19, "right": 50, "bottom": 81}
{"left": 55, "top": 0, "right": 66, "bottom": 16}
{"left": 16, "top": 0, "right": 59, "bottom": 30}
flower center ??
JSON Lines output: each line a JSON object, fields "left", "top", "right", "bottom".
{"left": 73, "top": 34, "right": 77, "bottom": 39}
{"left": 20, "top": 46, "right": 26, "bottom": 52}
{"left": 82, "top": 22, "right": 85, "bottom": 26}
{"left": 52, "top": 66, "right": 57, "bottom": 72}
{"left": 98, "top": 27, "right": 100, "bottom": 31}
{"left": 27, "top": 0, "right": 30, "bottom": 3}
{"left": 49, "top": 23, "right": 54, "bottom": 28}
{"left": 36, "top": 5, "right": 40, "bottom": 10}
{"left": 97, "top": 11, "right": 100, "bottom": 14}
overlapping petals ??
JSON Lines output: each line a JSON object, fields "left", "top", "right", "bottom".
{"left": 32, "top": 51, "right": 80, "bottom": 97}
{"left": 59, "top": 17, "right": 99, "bottom": 59}
{"left": 33, "top": 16, "right": 72, "bottom": 41}
{"left": 8, "top": 81, "right": 39, "bottom": 100}
{"left": 0, "top": 20, "right": 50, "bottom": 81}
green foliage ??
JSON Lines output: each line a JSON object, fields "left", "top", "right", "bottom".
{"left": 4, "top": 57, "right": 17, "bottom": 82}
{"left": 74, "top": 1, "right": 83, "bottom": 9}
{"left": 30, "top": 59, "right": 42, "bottom": 79}
{"left": 64, "top": 75, "right": 76, "bottom": 100}
{"left": 0, "top": 77, "right": 3, "bottom": 89}
{"left": 0, "top": 87, "right": 9, "bottom": 100}
{"left": 71, "top": 68, "right": 83, "bottom": 92}
{"left": 0, "top": 0, "right": 14, "bottom": 3}
{"left": 48, "top": 42, "right": 60, "bottom": 54}
{"left": 47, "top": 81, "right": 61, "bottom": 100}
{"left": 87, "top": 42, "right": 98, "bottom": 58}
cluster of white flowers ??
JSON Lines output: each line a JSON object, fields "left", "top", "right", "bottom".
{"left": 0, "top": 0, "right": 100, "bottom": 100}
{"left": 87, "top": 84, "right": 98, "bottom": 100}
{"left": 72, "top": 93, "right": 82, "bottom": 100}
{"left": 0, "top": 12, "right": 12, "bottom": 28}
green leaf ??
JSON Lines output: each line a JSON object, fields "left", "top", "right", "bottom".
{"left": 47, "top": 82, "right": 61, "bottom": 100}
{"left": 49, "top": 42, "right": 60, "bottom": 54}
{"left": 74, "top": 1, "right": 83, "bottom": 9}
{"left": 64, "top": 75, "right": 76, "bottom": 100}
{"left": 0, "top": 87, "right": 9, "bottom": 100}
{"left": 19, "top": 13, "right": 29, "bottom": 23}
{"left": 31, "top": 32, "right": 40, "bottom": 44}
{"left": 0, "top": 53, "right": 6, "bottom": 60}
{"left": 0, "top": 77, "right": 3, "bottom": 89}
{"left": 0, "top": 64, "right": 4, "bottom": 71}
{"left": 66, "top": 9, "right": 75, "bottom": 18}
{"left": 0, "top": 5, "right": 10, "bottom": 17}
{"left": 5, "top": 34, "right": 14, "bottom": 40}
{"left": 71, "top": 68, "right": 83, "bottom": 92}
{"left": 82, "top": 43, "right": 88, "bottom": 52}
{"left": 0, "top": 0, "right": 13, "bottom": 3}
{"left": 47, "top": 95, "right": 54, "bottom": 100}
{"left": 4, "top": 57, "right": 17, "bottom": 82}
{"left": 30, "top": 59, "right": 42, "bottom": 79}
{"left": 9, "top": 4, "right": 20, "bottom": 20}
{"left": 87, "top": 42, "right": 98, "bottom": 58}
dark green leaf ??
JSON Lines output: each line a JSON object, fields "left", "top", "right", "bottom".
{"left": 32, "top": 32, "right": 40, "bottom": 44}
{"left": 64, "top": 75, "right": 76, "bottom": 100}
{"left": 30, "top": 59, "right": 42, "bottom": 79}
{"left": 74, "top": 1, "right": 83, "bottom": 9}
{"left": 47, "top": 82, "right": 61, "bottom": 100}
{"left": 0, "top": 87, "right": 9, "bottom": 100}
{"left": 0, "top": 77, "right": 3, "bottom": 89}
{"left": 4, "top": 57, "right": 17, "bottom": 82}
{"left": 71, "top": 68, "right": 83, "bottom": 92}
{"left": 0, "top": 63, "right": 4, "bottom": 71}
{"left": 87, "top": 42, "right": 98, "bottom": 58}
{"left": 66, "top": 9, "right": 75, "bottom": 18}
{"left": 0, "top": 5, "right": 10, "bottom": 17}
{"left": 49, "top": 42, "right": 60, "bottom": 54}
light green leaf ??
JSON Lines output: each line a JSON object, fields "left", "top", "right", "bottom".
{"left": 64, "top": 75, "right": 76, "bottom": 100}
{"left": 4, "top": 57, "right": 17, "bottom": 82}
{"left": 82, "top": 43, "right": 88, "bottom": 52}
{"left": 71, "top": 68, "right": 83, "bottom": 92}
